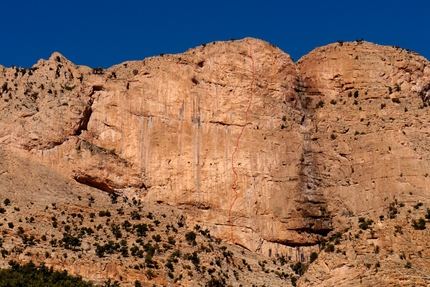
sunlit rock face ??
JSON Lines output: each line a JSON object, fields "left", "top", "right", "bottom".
{"left": 1, "top": 38, "right": 430, "bottom": 270}
{"left": 297, "top": 41, "right": 430, "bottom": 227}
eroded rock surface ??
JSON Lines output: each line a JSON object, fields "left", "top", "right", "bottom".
{"left": 1, "top": 38, "right": 430, "bottom": 285}
{"left": 295, "top": 41, "right": 430, "bottom": 286}
{"left": 0, "top": 38, "right": 331, "bottom": 254}
{"left": 297, "top": 41, "right": 430, "bottom": 229}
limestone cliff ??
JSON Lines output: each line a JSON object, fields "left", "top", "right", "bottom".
{"left": 297, "top": 41, "right": 430, "bottom": 228}
{"left": 295, "top": 41, "right": 430, "bottom": 285}
{"left": 0, "top": 38, "right": 331, "bottom": 253}
{"left": 0, "top": 38, "right": 430, "bottom": 286}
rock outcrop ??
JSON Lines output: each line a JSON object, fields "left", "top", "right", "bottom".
{"left": 295, "top": 41, "right": 430, "bottom": 285}
{"left": 297, "top": 41, "right": 430, "bottom": 229}
{"left": 0, "top": 38, "right": 332, "bottom": 255}
{"left": 1, "top": 38, "right": 430, "bottom": 285}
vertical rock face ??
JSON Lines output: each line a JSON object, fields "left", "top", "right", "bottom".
{"left": 73, "top": 38, "right": 330, "bottom": 251}
{"left": 0, "top": 38, "right": 330, "bottom": 255}
{"left": 75, "top": 39, "right": 326, "bottom": 252}
{"left": 295, "top": 42, "right": 430, "bottom": 285}
{"left": 297, "top": 41, "right": 430, "bottom": 229}
{"left": 1, "top": 38, "right": 430, "bottom": 270}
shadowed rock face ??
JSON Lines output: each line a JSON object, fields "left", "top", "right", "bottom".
{"left": 297, "top": 42, "right": 430, "bottom": 226}
{"left": 1, "top": 38, "right": 430, "bottom": 263}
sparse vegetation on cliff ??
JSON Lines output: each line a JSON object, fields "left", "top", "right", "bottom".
{"left": 1, "top": 38, "right": 430, "bottom": 286}
{"left": 412, "top": 218, "right": 426, "bottom": 230}
{"left": 0, "top": 185, "right": 295, "bottom": 286}
{"left": 0, "top": 261, "right": 95, "bottom": 287}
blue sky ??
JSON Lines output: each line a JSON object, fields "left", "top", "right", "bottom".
{"left": 1, "top": 0, "right": 429, "bottom": 68}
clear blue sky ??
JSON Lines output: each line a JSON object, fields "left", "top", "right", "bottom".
{"left": 2, "top": 0, "right": 429, "bottom": 68}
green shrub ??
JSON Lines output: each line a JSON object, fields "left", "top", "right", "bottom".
{"left": 111, "top": 224, "right": 122, "bottom": 239}
{"left": 184, "top": 251, "right": 200, "bottom": 266}
{"left": 130, "top": 210, "right": 141, "bottom": 220}
{"left": 133, "top": 223, "right": 148, "bottom": 237}
{"left": 185, "top": 231, "right": 197, "bottom": 246}
{"left": 425, "top": 208, "right": 430, "bottom": 220}
{"left": 102, "top": 279, "right": 120, "bottom": 287}
{"left": 109, "top": 193, "right": 118, "bottom": 204}
{"left": 94, "top": 241, "right": 120, "bottom": 258}
{"left": 325, "top": 244, "right": 335, "bottom": 252}
{"left": 92, "top": 67, "right": 104, "bottom": 75}
{"left": 316, "top": 100, "right": 324, "bottom": 108}
{"left": 168, "top": 236, "right": 176, "bottom": 245}
{"left": 122, "top": 220, "right": 132, "bottom": 232}
{"left": 389, "top": 202, "right": 398, "bottom": 218}
{"left": 99, "top": 210, "right": 111, "bottom": 217}
{"left": 310, "top": 252, "right": 318, "bottom": 263}
{"left": 207, "top": 278, "right": 226, "bottom": 287}
{"left": 60, "top": 233, "right": 81, "bottom": 250}
{"left": 412, "top": 218, "right": 426, "bottom": 230}
{"left": 358, "top": 218, "right": 374, "bottom": 230}
{"left": 0, "top": 261, "right": 95, "bottom": 286}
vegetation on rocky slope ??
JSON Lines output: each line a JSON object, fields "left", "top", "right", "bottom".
{"left": 0, "top": 185, "right": 296, "bottom": 286}
{"left": 1, "top": 39, "right": 430, "bottom": 286}
{"left": 0, "top": 261, "right": 96, "bottom": 287}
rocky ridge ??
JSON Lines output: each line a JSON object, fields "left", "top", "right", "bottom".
{"left": 0, "top": 38, "right": 429, "bottom": 286}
